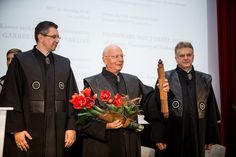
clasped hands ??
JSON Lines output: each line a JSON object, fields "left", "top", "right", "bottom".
{"left": 14, "top": 129, "right": 76, "bottom": 151}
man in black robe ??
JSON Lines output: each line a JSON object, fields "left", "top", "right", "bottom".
{"left": 77, "top": 44, "right": 159, "bottom": 157}
{"left": 0, "top": 21, "right": 78, "bottom": 157}
{"left": 0, "top": 48, "right": 22, "bottom": 93}
{"left": 143, "top": 41, "right": 220, "bottom": 157}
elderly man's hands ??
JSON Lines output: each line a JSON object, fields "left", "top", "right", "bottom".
{"left": 106, "top": 120, "right": 123, "bottom": 129}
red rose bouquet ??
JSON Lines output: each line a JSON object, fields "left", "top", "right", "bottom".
{"left": 70, "top": 88, "right": 144, "bottom": 132}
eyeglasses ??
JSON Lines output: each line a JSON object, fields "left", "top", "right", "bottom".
{"left": 41, "top": 34, "right": 61, "bottom": 40}
{"left": 177, "top": 53, "right": 193, "bottom": 58}
{"left": 104, "top": 54, "right": 125, "bottom": 59}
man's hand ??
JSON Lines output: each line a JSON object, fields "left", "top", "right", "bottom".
{"left": 65, "top": 130, "right": 76, "bottom": 148}
{"left": 106, "top": 120, "right": 123, "bottom": 129}
{"left": 162, "top": 79, "right": 170, "bottom": 92}
{"left": 156, "top": 142, "right": 167, "bottom": 150}
{"left": 156, "top": 79, "right": 170, "bottom": 92}
{"left": 14, "top": 130, "right": 32, "bottom": 151}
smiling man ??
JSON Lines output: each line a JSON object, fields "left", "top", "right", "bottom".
{"left": 0, "top": 21, "right": 78, "bottom": 157}
{"left": 144, "top": 41, "right": 221, "bottom": 157}
{"left": 73, "top": 44, "right": 156, "bottom": 157}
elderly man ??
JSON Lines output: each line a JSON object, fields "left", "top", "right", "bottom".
{"left": 74, "top": 44, "right": 168, "bottom": 157}
{"left": 0, "top": 21, "right": 78, "bottom": 157}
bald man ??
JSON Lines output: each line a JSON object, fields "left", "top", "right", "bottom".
{"left": 76, "top": 44, "right": 161, "bottom": 157}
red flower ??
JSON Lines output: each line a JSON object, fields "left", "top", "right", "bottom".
{"left": 69, "top": 88, "right": 144, "bottom": 132}
{"left": 112, "top": 93, "right": 123, "bottom": 108}
{"left": 82, "top": 88, "right": 91, "bottom": 97}
{"left": 100, "top": 90, "right": 111, "bottom": 102}
{"left": 70, "top": 93, "right": 86, "bottom": 109}
{"left": 85, "top": 97, "right": 95, "bottom": 109}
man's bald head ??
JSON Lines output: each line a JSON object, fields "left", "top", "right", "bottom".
{"left": 102, "top": 44, "right": 124, "bottom": 75}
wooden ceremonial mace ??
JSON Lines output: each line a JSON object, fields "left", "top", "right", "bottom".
{"left": 157, "top": 59, "right": 169, "bottom": 119}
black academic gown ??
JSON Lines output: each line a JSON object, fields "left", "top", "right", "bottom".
{"left": 0, "top": 75, "right": 5, "bottom": 93}
{"left": 79, "top": 68, "right": 154, "bottom": 157}
{"left": 143, "top": 66, "right": 220, "bottom": 157}
{"left": 0, "top": 47, "right": 77, "bottom": 157}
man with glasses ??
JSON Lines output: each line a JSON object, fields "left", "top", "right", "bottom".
{"left": 144, "top": 41, "right": 221, "bottom": 157}
{"left": 71, "top": 44, "right": 168, "bottom": 157}
{"left": 0, "top": 21, "right": 78, "bottom": 157}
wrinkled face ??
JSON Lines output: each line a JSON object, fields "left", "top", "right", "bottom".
{"left": 38, "top": 27, "right": 60, "bottom": 52}
{"left": 103, "top": 46, "right": 124, "bottom": 75}
{"left": 175, "top": 47, "right": 194, "bottom": 71}
{"left": 7, "top": 53, "right": 16, "bottom": 67}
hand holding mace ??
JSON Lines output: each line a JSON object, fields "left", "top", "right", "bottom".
{"left": 157, "top": 59, "right": 169, "bottom": 119}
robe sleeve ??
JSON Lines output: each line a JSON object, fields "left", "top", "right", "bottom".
{"left": 80, "top": 118, "right": 107, "bottom": 141}
{"left": 205, "top": 85, "right": 221, "bottom": 144}
{"left": 77, "top": 81, "right": 108, "bottom": 141}
{"left": 142, "top": 80, "right": 174, "bottom": 143}
{"left": 66, "top": 68, "right": 78, "bottom": 130}
{"left": 0, "top": 58, "right": 25, "bottom": 133}
{"left": 142, "top": 88, "right": 167, "bottom": 143}
{"left": 137, "top": 79, "right": 163, "bottom": 143}
{"left": 138, "top": 79, "right": 156, "bottom": 110}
